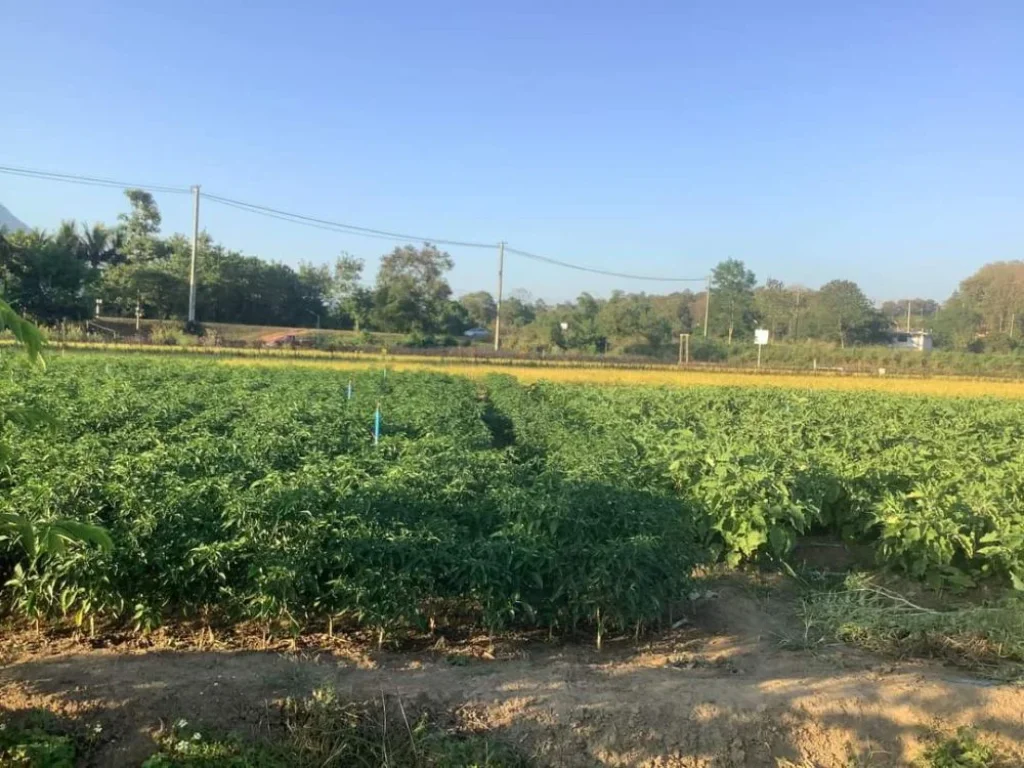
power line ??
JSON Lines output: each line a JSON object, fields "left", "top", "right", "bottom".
{"left": 504, "top": 246, "right": 707, "bottom": 283}
{"left": 204, "top": 195, "right": 425, "bottom": 244}
{"left": 0, "top": 164, "right": 190, "bottom": 195}
{"left": 208, "top": 196, "right": 707, "bottom": 282}
{"left": 1, "top": 162, "right": 709, "bottom": 282}
{"left": 203, "top": 192, "right": 497, "bottom": 249}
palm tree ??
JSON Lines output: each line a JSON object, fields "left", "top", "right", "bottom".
{"left": 79, "top": 222, "right": 122, "bottom": 267}
{"left": 54, "top": 219, "right": 80, "bottom": 253}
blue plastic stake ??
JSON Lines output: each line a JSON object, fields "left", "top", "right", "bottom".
{"left": 347, "top": 380, "right": 353, "bottom": 400}
{"left": 374, "top": 403, "right": 381, "bottom": 446}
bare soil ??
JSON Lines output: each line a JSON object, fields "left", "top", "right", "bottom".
{"left": 2, "top": 579, "right": 1022, "bottom": 767}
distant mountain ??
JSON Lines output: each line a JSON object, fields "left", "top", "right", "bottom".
{"left": 0, "top": 203, "right": 28, "bottom": 233}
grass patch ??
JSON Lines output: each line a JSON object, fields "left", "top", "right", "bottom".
{"left": 144, "top": 688, "right": 527, "bottom": 767}
{"left": 2, "top": 689, "right": 527, "bottom": 767}
{"left": 279, "top": 688, "right": 527, "bottom": 767}
{"left": 799, "top": 573, "right": 1024, "bottom": 680}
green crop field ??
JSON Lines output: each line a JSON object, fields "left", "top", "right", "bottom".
{"left": 2, "top": 356, "right": 1023, "bottom": 644}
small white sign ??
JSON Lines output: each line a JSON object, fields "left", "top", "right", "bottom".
{"left": 754, "top": 328, "right": 770, "bottom": 345}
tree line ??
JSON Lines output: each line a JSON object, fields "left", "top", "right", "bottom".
{"left": 0, "top": 189, "right": 1021, "bottom": 353}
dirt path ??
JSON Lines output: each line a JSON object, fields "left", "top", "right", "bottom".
{"left": 2, "top": 586, "right": 1023, "bottom": 767}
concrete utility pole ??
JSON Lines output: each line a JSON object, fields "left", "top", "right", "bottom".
{"left": 906, "top": 299, "right": 912, "bottom": 332}
{"left": 703, "top": 275, "right": 711, "bottom": 338}
{"left": 494, "top": 241, "right": 505, "bottom": 351}
{"left": 188, "top": 185, "right": 201, "bottom": 324}
{"left": 678, "top": 333, "right": 690, "bottom": 365}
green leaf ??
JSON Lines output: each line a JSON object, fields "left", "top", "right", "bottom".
{"left": 0, "top": 298, "right": 45, "bottom": 366}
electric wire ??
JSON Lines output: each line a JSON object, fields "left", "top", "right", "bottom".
{"left": 504, "top": 246, "right": 707, "bottom": 283}
{"left": 0, "top": 164, "right": 190, "bottom": 195}
{"left": 1, "top": 163, "right": 709, "bottom": 281}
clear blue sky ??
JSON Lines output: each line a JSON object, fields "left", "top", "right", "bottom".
{"left": 2, "top": 1, "right": 1022, "bottom": 302}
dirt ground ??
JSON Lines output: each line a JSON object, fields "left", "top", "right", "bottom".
{"left": 2, "top": 580, "right": 1023, "bottom": 767}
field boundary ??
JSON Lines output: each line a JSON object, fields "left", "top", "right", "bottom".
{"left": 17, "top": 339, "right": 1024, "bottom": 384}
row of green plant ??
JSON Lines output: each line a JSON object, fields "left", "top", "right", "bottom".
{"left": 2, "top": 357, "right": 1023, "bottom": 642}
{"left": 38, "top": 324, "right": 1024, "bottom": 378}
{"left": 485, "top": 376, "right": 1024, "bottom": 589}
{"left": 665, "top": 337, "right": 1024, "bottom": 374}
{"left": 0, "top": 358, "right": 701, "bottom": 641}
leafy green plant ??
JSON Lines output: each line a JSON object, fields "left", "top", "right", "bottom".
{"left": 4, "top": 356, "right": 1024, "bottom": 640}
{"left": 0, "top": 302, "right": 114, "bottom": 627}
{"left": 0, "top": 711, "right": 80, "bottom": 768}
{"left": 921, "top": 727, "right": 1000, "bottom": 768}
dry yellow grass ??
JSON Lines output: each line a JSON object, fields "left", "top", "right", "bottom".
{"left": 219, "top": 356, "right": 1024, "bottom": 399}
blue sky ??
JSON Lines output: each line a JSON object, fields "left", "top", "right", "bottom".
{"left": 2, "top": 1, "right": 1022, "bottom": 302}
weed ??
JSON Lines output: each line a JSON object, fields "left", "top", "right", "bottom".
{"left": 143, "top": 689, "right": 529, "bottom": 767}
{"left": 920, "top": 727, "right": 1001, "bottom": 768}
{"left": 0, "top": 712, "right": 78, "bottom": 768}
{"left": 801, "top": 574, "right": 1024, "bottom": 679}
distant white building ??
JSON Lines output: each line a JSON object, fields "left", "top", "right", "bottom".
{"left": 891, "top": 330, "right": 932, "bottom": 352}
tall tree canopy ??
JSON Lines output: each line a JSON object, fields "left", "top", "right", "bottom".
{"left": 117, "top": 189, "right": 164, "bottom": 263}
{"left": 10, "top": 184, "right": 1024, "bottom": 357}
{"left": 459, "top": 291, "right": 497, "bottom": 328}
{"left": 372, "top": 244, "right": 460, "bottom": 333}
{"left": 710, "top": 259, "right": 757, "bottom": 343}
{"left": 958, "top": 261, "right": 1024, "bottom": 337}
{"left": 805, "top": 280, "right": 886, "bottom": 347}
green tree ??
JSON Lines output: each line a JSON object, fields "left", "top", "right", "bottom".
{"left": 597, "top": 293, "right": 670, "bottom": 348}
{"left": 331, "top": 254, "right": 364, "bottom": 302}
{"left": 297, "top": 261, "right": 333, "bottom": 310}
{"left": 805, "top": 279, "right": 883, "bottom": 347}
{"left": 499, "top": 295, "right": 536, "bottom": 328}
{"left": 931, "top": 293, "right": 982, "bottom": 349}
{"left": 372, "top": 244, "right": 455, "bottom": 332}
{"left": 343, "top": 287, "right": 374, "bottom": 332}
{"left": 787, "top": 286, "right": 813, "bottom": 340}
{"left": 880, "top": 298, "right": 940, "bottom": 331}
{"left": 459, "top": 291, "right": 497, "bottom": 327}
{"left": 117, "top": 189, "right": 164, "bottom": 263}
{"left": 576, "top": 292, "right": 601, "bottom": 321}
{"left": 649, "top": 292, "right": 695, "bottom": 335}
{"left": 958, "top": 262, "right": 1024, "bottom": 337}
{"left": 0, "top": 229, "right": 98, "bottom": 322}
{"left": 79, "top": 223, "right": 122, "bottom": 267}
{"left": 710, "top": 259, "right": 756, "bottom": 343}
{"left": 99, "top": 263, "right": 188, "bottom": 319}
{"left": 754, "top": 279, "right": 794, "bottom": 340}
{"left": 437, "top": 300, "right": 472, "bottom": 336}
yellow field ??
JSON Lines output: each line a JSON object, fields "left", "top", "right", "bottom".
{"left": 219, "top": 356, "right": 1024, "bottom": 399}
